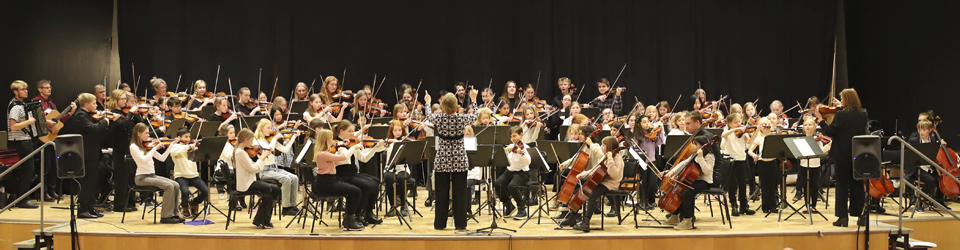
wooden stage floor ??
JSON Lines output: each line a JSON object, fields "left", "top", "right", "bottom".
{"left": 1, "top": 186, "right": 957, "bottom": 250}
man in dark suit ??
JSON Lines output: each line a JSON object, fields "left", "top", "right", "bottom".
{"left": 64, "top": 93, "right": 114, "bottom": 218}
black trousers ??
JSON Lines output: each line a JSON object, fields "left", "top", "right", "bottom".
{"left": 834, "top": 158, "right": 865, "bottom": 218}
{"left": 434, "top": 171, "right": 467, "bottom": 229}
{"left": 919, "top": 169, "right": 946, "bottom": 206}
{"left": 78, "top": 159, "right": 101, "bottom": 213}
{"left": 673, "top": 180, "right": 710, "bottom": 219}
{"left": 246, "top": 180, "right": 280, "bottom": 225}
{"left": 495, "top": 170, "right": 529, "bottom": 208}
{"left": 383, "top": 171, "right": 410, "bottom": 207}
{"left": 582, "top": 184, "right": 611, "bottom": 222}
{"left": 313, "top": 174, "right": 362, "bottom": 215}
{"left": 746, "top": 155, "right": 759, "bottom": 197}
{"left": 757, "top": 160, "right": 780, "bottom": 211}
{"left": 798, "top": 166, "right": 822, "bottom": 206}
{"left": 336, "top": 164, "right": 378, "bottom": 215}
{"left": 8, "top": 140, "right": 36, "bottom": 198}
{"left": 725, "top": 160, "right": 750, "bottom": 209}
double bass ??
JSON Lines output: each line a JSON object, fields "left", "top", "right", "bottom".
{"left": 658, "top": 133, "right": 720, "bottom": 213}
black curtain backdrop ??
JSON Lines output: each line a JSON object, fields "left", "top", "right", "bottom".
{"left": 846, "top": 0, "right": 960, "bottom": 144}
{"left": 118, "top": 0, "right": 839, "bottom": 115}
{"left": 0, "top": 0, "right": 113, "bottom": 123}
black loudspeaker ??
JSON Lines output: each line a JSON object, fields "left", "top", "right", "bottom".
{"left": 55, "top": 134, "right": 84, "bottom": 179}
{"left": 853, "top": 135, "right": 882, "bottom": 180}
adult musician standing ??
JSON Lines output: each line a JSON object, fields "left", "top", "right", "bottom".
{"left": 814, "top": 88, "right": 868, "bottom": 227}
{"left": 425, "top": 91, "right": 477, "bottom": 230}
{"left": 6, "top": 80, "right": 41, "bottom": 208}
{"left": 584, "top": 78, "right": 623, "bottom": 115}
{"left": 32, "top": 80, "right": 75, "bottom": 201}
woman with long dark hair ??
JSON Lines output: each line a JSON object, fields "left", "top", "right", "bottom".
{"left": 814, "top": 88, "right": 868, "bottom": 227}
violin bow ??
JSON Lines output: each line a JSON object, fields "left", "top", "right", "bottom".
{"left": 175, "top": 74, "right": 182, "bottom": 95}
{"left": 131, "top": 63, "right": 136, "bottom": 91}
{"left": 270, "top": 75, "right": 279, "bottom": 101}
{"left": 228, "top": 78, "right": 244, "bottom": 129}
{"left": 213, "top": 64, "right": 221, "bottom": 94}
{"left": 257, "top": 68, "right": 262, "bottom": 101}
{"left": 307, "top": 76, "right": 319, "bottom": 96}
{"left": 339, "top": 68, "right": 346, "bottom": 99}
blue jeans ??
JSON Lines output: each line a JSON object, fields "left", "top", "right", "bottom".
{"left": 175, "top": 177, "right": 208, "bottom": 206}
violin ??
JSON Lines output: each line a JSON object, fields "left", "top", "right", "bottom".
{"left": 244, "top": 145, "right": 266, "bottom": 158}
{"left": 172, "top": 112, "right": 202, "bottom": 123}
{"left": 814, "top": 132, "right": 832, "bottom": 144}
{"left": 332, "top": 90, "right": 354, "bottom": 100}
{"left": 747, "top": 115, "right": 760, "bottom": 126}
{"left": 645, "top": 126, "right": 663, "bottom": 141}
{"left": 150, "top": 116, "right": 171, "bottom": 128}
{"left": 734, "top": 126, "right": 758, "bottom": 137}
{"left": 142, "top": 138, "right": 175, "bottom": 150}
{"left": 510, "top": 140, "right": 526, "bottom": 154}
{"left": 323, "top": 102, "right": 351, "bottom": 114}
{"left": 195, "top": 92, "right": 215, "bottom": 103}
{"left": 228, "top": 138, "right": 237, "bottom": 147}
{"left": 90, "top": 110, "right": 123, "bottom": 121}
{"left": 122, "top": 104, "right": 154, "bottom": 115}
{"left": 219, "top": 110, "right": 236, "bottom": 120}
{"left": 338, "top": 135, "right": 392, "bottom": 149}
{"left": 406, "top": 119, "right": 435, "bottom": 130}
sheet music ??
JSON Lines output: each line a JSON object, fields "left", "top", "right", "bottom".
{"left": 628, "top": 148, "right": 648, "bottom": 170}
{"left": 792, "top": 138, "right": 815, "bottom": 157}
{"left": 296, "top": 140, "right": 313, "bottom": 163}
{"left": 464, "top": 136, "right": 477, "bottom": 151}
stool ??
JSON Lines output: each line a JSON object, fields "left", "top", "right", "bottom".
{"left": 122, "top": 186, "right": 162, "bottom": 224}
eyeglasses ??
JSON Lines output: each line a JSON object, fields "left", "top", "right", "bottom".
{"left": 38, "top": 87, "right": 51, "bottom": 89}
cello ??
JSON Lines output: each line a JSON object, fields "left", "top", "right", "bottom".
{"left": 566, "top": 142, "right": 628, "bottom": 213}
{"left": 658, "top": 133, "right": 720, "bottom": 214}
{"left": 932, "top": 117, "right": 960, "bottom": 197}
{"left": 557, "top": 129, "right": 602, "bottom": 205}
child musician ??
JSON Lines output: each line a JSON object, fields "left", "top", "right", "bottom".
{"left": 661, "top": 135, "right": 715, "bottom": 230}
{"left": 170, "top": 129, "right": 208, "bottom": 217}
{"left": 215, "top": 124, "right": 246, "bottom": 210}
{"left": 556, "top": 126, "right": 603, "bottom": 224}
{"left": 129, "top": 123, "right": 182, "bottom": 224}
{"left": 495, "top": 126, "right": 533, "bottom": 219}
{"left": 464, "top": 126, "right": 484, "bottom": 207}
{"left": 747, "top": 118, "right": 779, "bottom": 213}
{"left": 233, "top": 128, "right": 281, "bottom": 229}
{"left": 383, "top": 120, "right": 412, "bottom": 217}
{"left": 633, "top": 115, "right": 665, "bottom": 209}
{"left": 720, "top": 113, "right": 756, "bottom": 216}
{"left": 909, "top": 119, "right": 949, "bottom": 209}
{"left": 570, "top": 136, "right": 624, "bottom": 232}
{"left": 253, "top": 119, "right": 302, "bottom": 216}
{"left": 798, "top": 118, "right": 830, "bottom": 211}
{"left": 311, "top": 129, "right": 365, "bottom": 230}
{"left": 332, "top": 120, "right": 387, "bottom": 226}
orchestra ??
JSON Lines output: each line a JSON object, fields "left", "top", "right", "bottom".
{"left": 4, "top": 72, "right": 955, "bottom": 235}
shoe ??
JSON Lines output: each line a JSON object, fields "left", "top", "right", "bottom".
{"left": 833, "top": 217, "right": 849, "bottom": 227}
{"left": 512, "top": 207, "right": 528, "bottom": 220}
{"left": 175, "top": 216, "right": 186, "bottom": 223}
{"left": 424, "top": 192, "right": 435, "bottom": 207}
{"left": 77, "top": 212, "right": 99, "bottom": 219}
{"left": 231, "top": 205, "right": 243, "bottom": 211}
{"left": 472, "top": 196, "right": 481, "bottom": 205}
{"left": 408, "top": 189, "right": 417, "bottom": 198}
{"left": 343, "top": 215, "right": 364, "bottom": 231}
{"left": 160, "top": 217, "right": 182, "bottom": 224}
{"left": 740, "top": 209, "right": 756, "bottom": 215}
{"left": 792, "top": 193, "right": 802, "bottom": 203}
{"left": 386, "top": 210, "right": 397, "bottom": 217}
{"left": 16, "top": 200, "right": 39, "bottom": 209}
{"left": 254, "top": 222, "right": 274, "bottom": 229}
{"left": 282, "top": 207, "right": 301, "bottom": 216}
{"left": 874, "top": 206, "right": 886, "bottom": 214}
{"left": 674, "top": 219, "right": 693, "bottom": 230}
{"left": 572, "top": 221, "right": 590, "bottom": 232}
{"left": 90, "top": 210, "right": 104, "bottom": 217}
{"left": 552, "top": 210, "right": 568, "bottom": 220}
{"left": 191, "top": 205, "right": 199, "bottom": 216}
{"left": 559, "top": 212, "right": 581, "bottom": 227}
{"left": 219, "top": 193, "right": 227, "bottom": 200}
{"left": 182, "top": 206, "right": 192, "bottom": 217}
{"left": 113, "top": 206, "right": 136, "bottom": 213}
{"left": 365, "top": 212, "right": 383, "bottom": 225}
{"left": 549, "top": 202, "right": 560, "bottom": 211}
{"left": 43, "top": 194, "right": 56, "bottom": 202}
{"left": 605, "top": 209, "right": 617, "bottom": 218}
{"left": 503, "top": 204, "right": 516, "bottom": 218}
{"left": 664, "top": 215, "right": 680, "bottom": 225}
{"left": 526, "top": 197, "right": 538, "bottom": 206}
{"left": 400, "top": 207, "right": 409, "bottom": 217}
{"left": 731, "top": 209, "right": 740, "bottom": 216}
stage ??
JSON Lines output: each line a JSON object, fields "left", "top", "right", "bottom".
{"left": 1, "top": 187, "right": 956, "bottom": 250}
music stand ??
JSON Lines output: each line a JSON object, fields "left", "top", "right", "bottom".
{"left": 595, "top": 130, "right": 611, "bottom": 140}
{"left": 663, "top": 135, "right": 692, "bottom": 166}
{"left": 199, "top": 106, "right": 215, "bottom": 119}
{"left": 290, "top": 101, "right": 309, "bottom": 114}
{"left": 558, "top": 126, "right": 570, "bottom": 141}
{"left": 366, "top": 125, "right": 389, "bottom": 140}
{"left": 189, "top": 122, "right": 221, "bottom": 139}
{"left": 781, "top": 136, "right": 829, "bottom": 224}
{"left": 520, "top": 146, "right": 555, "bottom": 227}
{"left": 385, "top": 140, "right": 427, "bottom": 228}
{"left": 705, "top": 128, "right": 723, "bottom": 138}
{"left": 581, "top": 108, "right": 600, "bottom": 118}
{"left": 242, "top": 115, "right": 268, "bottom": 130}
{"left": 472, "top": 145, "right": 517, "bottom": 235}
{"left": 903, "top": 143, "right": 942, "bottom": 217}
{"left": 165, "top": 120, "right": 187, "bottom": 138}
{"left": 466, "top": 145, "right": 495, "bottom": 221}
{"left": 287, "top": 113, "right": 303, "bottom": 123}
{"left": 188, "top": 136, "right": 229, "bottom": 225}
{"left": 492, "top": 126, "right": 513, "bottom": 145}
{"left": 760, "top": 134, "right": 805, "bottom": 222}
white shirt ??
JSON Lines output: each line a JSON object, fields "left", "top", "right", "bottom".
{"left": 256, "top": 136, "right": 293, "bottom": 166}
{"left": 669, "top": 153, "right": 716, "bottom": 184}
{"left": 338, "top": 143, "right": 385, "bottom": 173}
{"left": 668, "top": 128, "right": 687, "bottom": 136}
{"left": 219, "top": 143, "right": 235, "bottom": 170}
{"left": 799, "top": 140, "right": 830, "bottom": 168}
{"left": 234, "top": 148, "right": 266, "bottom": 191}
{"left": 505, "top": 144, "right": 531, "bottom": 172}
{"left": 467, "top": 166, "right": 483, "bottom": 180}
{"left": 129, "top": 144, "right": 171, "bottom": 176}
{"left": 170, "top": 143, "right": 199, "bottom": 179}
{"left": 722, "top": 129, "right": 748, "bottom": 161}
